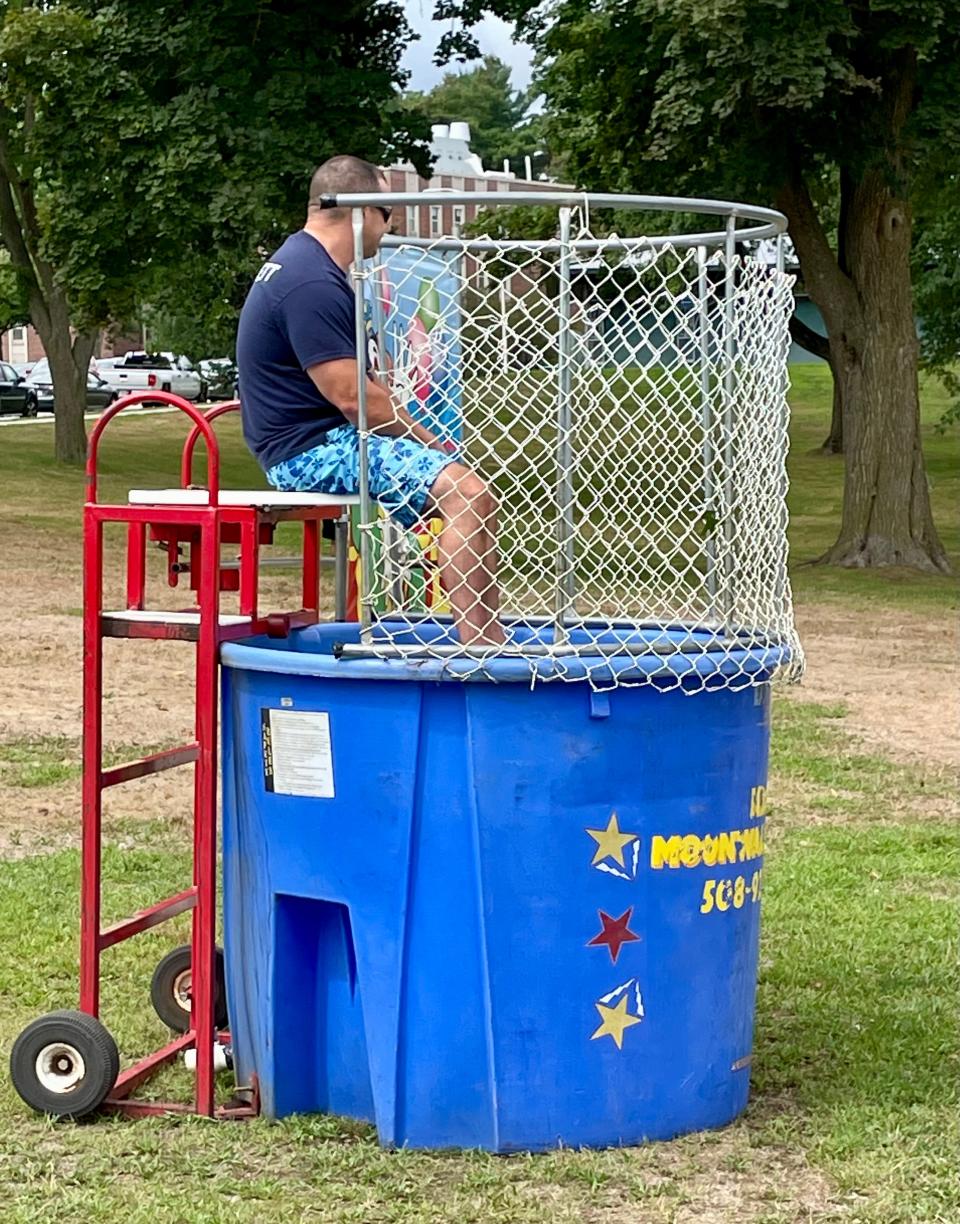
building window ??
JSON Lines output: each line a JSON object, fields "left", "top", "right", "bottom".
{"left": 405, "top": 205, "right": 419, "bottom": 237}
{"left": 429, "top": 205, "right": 442, "bottom": 237}
{"left": 452, "top": 205, "right": 466, "bottom": 236}
{"left": 12, "top": 327, "right": 24, "bottom": 340}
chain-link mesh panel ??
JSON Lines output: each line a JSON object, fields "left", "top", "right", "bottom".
{"left": 345, "top": 215, "right": 802, "bottom": 691}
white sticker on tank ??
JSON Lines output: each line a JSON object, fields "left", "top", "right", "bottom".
{"left": 267, "top": 709, "right": 335, "bottom": 798}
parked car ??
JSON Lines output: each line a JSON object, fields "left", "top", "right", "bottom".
{"left": 29, "top": 366, "right": 119, "bottom": 414}
{"left": 0, "top": 361, "right": 39, "bottom": 416}
{"left": 95, "top": 352, "right": 204, "bottom": 400}
{"left": 24, "top": 359, "right": 88, "bottom": 400}
{"left": 23, "top": 357, "right": 54, "bottom": 389}
{"left": 198, "top": 357, "right": 238, "bottom": 400}
{"left": 161, "top": 353, "right": 211, "bottom": 401}
{"left": 12, "top": 361, "right": 35, "bottom": 379}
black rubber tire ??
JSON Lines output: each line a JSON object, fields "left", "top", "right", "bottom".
{"left": 10, "top": 1009, "right": 119, "bottom": 1119}
{"left": 150, "top": 944, "right": 228, "bottom": 1033}
{"left": 20, "top": 394, "right": 38, "bottom": 418}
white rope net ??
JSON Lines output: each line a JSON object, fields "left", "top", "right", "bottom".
{"left": 348, "top": 212, "right": 803, "bottom": 692}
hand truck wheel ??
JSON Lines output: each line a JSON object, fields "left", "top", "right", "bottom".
{"left": 150, "top": 944, "right": 228, "bottom": 1032}
{"left": 10, "top": 1009, "right": 119, "bottom": 1119}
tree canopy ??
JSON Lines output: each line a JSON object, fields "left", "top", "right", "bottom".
{"left": 405, "top": 54, "right": 546, "bottom": 176}
{"left": 436, "top": 0, "right": 958, "bottom": 572}
{"left": 0, "top": 0, "right": 430, "bottom": 460}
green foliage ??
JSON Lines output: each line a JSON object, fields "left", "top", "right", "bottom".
{"left": 405, "top": 54, "right": 545, "bottom": 175}
{"left": 438, "top": 0, "right": 960, "bottom": 569}
{"left": 464, "top": 203, "right": 559, "bottom": 243}
{"left": 0, "top": 1, "right": 433, "bottom": 395}
{"left": 141, "top": 255, "right": 253, "bottom": 362}
{"left": 0, "top": 250, "right": 28, "bottom": 333}
{"left": 463, "top": 1, "right": 951, "bottom": 199}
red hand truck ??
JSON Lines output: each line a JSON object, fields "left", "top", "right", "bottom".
{"left": 9, "top": 392, "right": 355, "bottom": 1120}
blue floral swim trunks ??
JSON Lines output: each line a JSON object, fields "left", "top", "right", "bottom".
{"left": 266, "top": 425, "right": 456, "bottom": 530}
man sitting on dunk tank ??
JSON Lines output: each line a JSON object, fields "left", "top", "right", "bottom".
{"left": 236, "top": 155, "right": 503, "bottom": 647}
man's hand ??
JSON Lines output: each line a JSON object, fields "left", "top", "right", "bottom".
{"left": 307, "top": 358, "right": 441, "bottom": 449}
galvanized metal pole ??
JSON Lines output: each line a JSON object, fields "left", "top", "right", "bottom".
{"left": 367, "top": 261, "right": 403, "bottom": 612}
{"left": 370, "top": 262, "right": 390, "bottom": 373}
{"left": 499, "top": 277, "right": 509, "bottom": 371}
{"left": 773, "top": 231, "right": 788, "bottom": 619}
{"left": 446, "top": 245, "right": 466, "bottom": 451}
{"left": 334, "top": 512, "right": 349, "bottom": 622}
{"left": 697, "top": 245, "right": 718, "bottom": 621}
{"left": 351, "top": 208, "right": 374, "bottom": 639}
{"left": 555, "top": 206, "right": 576, "bottom": 638}
{"left": 722, "top": 214, "right": 737, "bottom": 631}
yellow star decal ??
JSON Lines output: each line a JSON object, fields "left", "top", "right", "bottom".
{"left": 591, "top": 996, "right": 642, "bottom": 1050}
{"left": 585, "top": 812, "right": 637, "bottom": 866}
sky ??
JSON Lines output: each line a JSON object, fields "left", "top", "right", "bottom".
{"left": 400, "top": 0, "right": 534, "bottom": 92}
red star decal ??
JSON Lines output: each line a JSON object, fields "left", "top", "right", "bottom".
{"left": 587, "top": 907, "right": 641, "bottom": 963}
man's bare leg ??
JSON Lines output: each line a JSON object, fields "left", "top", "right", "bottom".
{"left": 427, "top": 463, "right": 505, "bottom": 647}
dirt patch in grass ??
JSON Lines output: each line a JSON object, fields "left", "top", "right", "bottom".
{"left": 765, "top": 770, "right": 956, "bottom": 840}
{"left": 792, "top": 600, "right": 959, "bottom": 771}
{"left": 0, "top": 611, "right": 195, "bottom": 747}
{"left": 0, "top": 539, "right": 956, "bottom": 856}
{"left": 574, "top": 1129, "right": 841, "bottom": 1223}
{"left": 0, "top": 540, "right": 312, "bottom": 852}
{"left": 0, "top": 769, "right": 194, "bottom": 860}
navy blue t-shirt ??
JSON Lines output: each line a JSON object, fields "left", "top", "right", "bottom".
{"left": 236, "top": 230, "right": 360, "bottom": 471}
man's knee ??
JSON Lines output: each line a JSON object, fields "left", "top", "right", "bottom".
{"left": 431, "top": 464, "right": 497, "bottom": 519}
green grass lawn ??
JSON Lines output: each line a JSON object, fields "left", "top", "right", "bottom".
{"left": 1, "top": 364, "right": 956, "bottom": 609}
{"left": 0, "top": 373, "right": 957, "bottom": 1220}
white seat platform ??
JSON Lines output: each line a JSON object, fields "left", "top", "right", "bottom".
{"left": 128, "top": 488, "right": 360, "bottom": 508}
{"left": 102, "top": 610, "right": 252, "bottom": 627}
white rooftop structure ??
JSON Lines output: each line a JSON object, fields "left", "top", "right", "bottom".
{"left": 426, "top": 122, "right": 504, "bottom": 179}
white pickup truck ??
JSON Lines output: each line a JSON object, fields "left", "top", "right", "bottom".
{"left": 96, "top": 352, "right": 206, "bottom": 401}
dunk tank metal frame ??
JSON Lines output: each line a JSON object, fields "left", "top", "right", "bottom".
{"left": 332, "top": 190, "right": 801, "bottom": 686}
{"left": 10, "top": 392, "right": 355, "bottom": 1120}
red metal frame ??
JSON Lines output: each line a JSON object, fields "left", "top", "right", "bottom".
{"left": 81, "top": 391, "right": 348, "bottom": 1119}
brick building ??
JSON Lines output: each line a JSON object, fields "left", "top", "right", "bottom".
{"left": 2, "top": 320, "right": 146, "bottom": 368}
{"left": 386, "top": 122, "right": 564, "bottom": 240}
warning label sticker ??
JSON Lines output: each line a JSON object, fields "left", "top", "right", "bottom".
{"left": 261, "top": 708, "right": 335, "bottom": 798}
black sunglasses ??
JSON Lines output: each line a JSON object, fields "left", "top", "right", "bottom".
{"left": 372, "top": 205, "right": 392, "bottom": 223}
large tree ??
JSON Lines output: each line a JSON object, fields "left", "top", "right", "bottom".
{"left": 0, "top": 0, "right": 428, "bottom": 463}
{"left": 438, "top": 0, "right": 955, "bottom": 572}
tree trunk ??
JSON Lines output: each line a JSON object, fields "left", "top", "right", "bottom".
{"left": 787, "top": 314, "right": 844, "bottom": 451}
{"left": 822, "top": 172, "right": 949, "bottom": 572}
{"left": 821, "top": 338, "right": 853, "bottom": 454}
{"left": 777, "top": 171, "right": 951, "bottom": 574}
{"left": 29, "top": 287, "right": 96, "bottom": 465}
{"left": 821, "top": 370, "right": 843, "bottom": 453}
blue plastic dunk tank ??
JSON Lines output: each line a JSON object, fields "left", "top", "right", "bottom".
{"left": 220, "top": 207, "right": 799, "bottom": 1150}
{"left": 220, "top": 623, "right": 779, "bottom": 1151}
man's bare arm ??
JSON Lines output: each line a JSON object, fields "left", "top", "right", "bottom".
{"left": 307, "top": 358, "right": 443, "bottom": 450}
